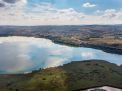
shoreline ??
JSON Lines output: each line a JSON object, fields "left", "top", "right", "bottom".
{"left": 0, "top": 35, "right": 122, "bottom": 55}
{"left": 0, "top": 60, "right": 122, "bottom": 91}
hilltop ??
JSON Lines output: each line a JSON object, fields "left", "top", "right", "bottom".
{"left": 0, "top": 60, "right": 122, "bottom": 91}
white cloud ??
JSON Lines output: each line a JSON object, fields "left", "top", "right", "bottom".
{"left": 0, "top": 2, "right": 85, "bottom": 25}
{"left": 95, "top": 9, "right": 122, "bottom": 21}
{"left": 20, "top": 0, "right": 27, "bottom": 4}
{"left": 0, "top": 1, "right": 122, "bottom": 25}
{"left": 82, "top": 2, "right": 96, "bottom": 8}
{"left": 44, "top": 57, "right": 66, "bottom": 68}
{"left": 105, "top": 9, "right": 116, "bottom": 13}
{"left": 81, "top": 52, "right": 95, "bottom": 59}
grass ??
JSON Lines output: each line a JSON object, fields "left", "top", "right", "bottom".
{"left": 0, "top": 60, "right": 122, "bottom": 91}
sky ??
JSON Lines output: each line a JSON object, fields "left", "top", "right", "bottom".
{"left": 0, "top": 0, "right": 122, "bottom": 25}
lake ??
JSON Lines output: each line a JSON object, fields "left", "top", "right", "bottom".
{"left": 0, "top": 36, "right": 122, "bottom": 74}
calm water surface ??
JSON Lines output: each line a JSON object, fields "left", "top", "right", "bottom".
{"left": 0, "top": 36, "right": 122, "bottom": 74}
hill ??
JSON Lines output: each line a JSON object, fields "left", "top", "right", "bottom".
{"left": 0, "top": 60, "right": 122, "bottom": 91}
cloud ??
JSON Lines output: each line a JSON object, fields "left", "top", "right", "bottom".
{"left": 105, "top": 9, "right": 116, "bottom": 13}
{"left": 3, "top": 0, "right": 27, "bottom": 4}
{"left": 0, "top": 2, "right": 85, "bottom": 25}
{"left": 82, "top": 2, "right": 96, "bottom": 8}
{"left": 81, "top": 52, "right": 95, "bottom": 59}
{"left": 0, "top": 2, "right": 4, "bottom": 7}
{"left": 0, "top": 41, "right": 32, "bottom": 73}
{"left": 3, "top": 0, "right": 18, "bottom": 3}
{"left": 0, "top": 1, "right": 122, "bottom": 25}
{"left": 20, "top": 0, "right": 27, "bottom": 4}
{"left": 95, "top": 9, "right": 122, "bottom": 20}
{"left": 44, "top": 57, "right": 66, "bottom": 68}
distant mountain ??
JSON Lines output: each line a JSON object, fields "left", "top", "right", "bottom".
{"left": 0, "top": 60, "right": 122, "bottom": 91}
{"left": 0, "top": 25, "right": 122, "bottom": 37}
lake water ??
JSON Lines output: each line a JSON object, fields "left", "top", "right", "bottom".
{"left": 0, "top": 36, "right": 122, "bottom": 74}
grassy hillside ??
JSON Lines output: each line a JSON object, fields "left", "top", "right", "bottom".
{"left": 0, "top": 60, "right": 122, "bottom": 91}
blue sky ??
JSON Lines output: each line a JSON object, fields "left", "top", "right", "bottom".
{"left": 28, "top": 0, "right": 122, "bottom": 13}
{"left": 0, "top": 0, "right": 122, "bottom": 25}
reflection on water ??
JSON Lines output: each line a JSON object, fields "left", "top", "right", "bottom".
{"left": 0, "top": 36, "right": 122, "bottom": 74}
